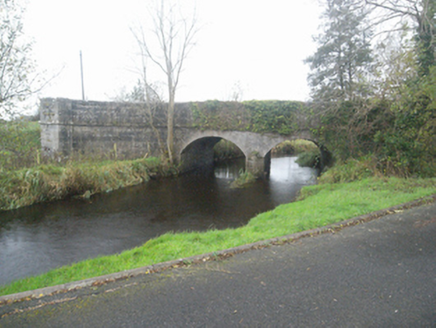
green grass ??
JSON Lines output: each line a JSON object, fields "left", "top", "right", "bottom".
{"left": 1, "top": 176, "right": 435, "bottom": 296}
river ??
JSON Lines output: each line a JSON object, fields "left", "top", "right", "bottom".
{"left": 0, "top": 156, "right": 317, "bottom": 286}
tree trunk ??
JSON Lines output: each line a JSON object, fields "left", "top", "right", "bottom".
{"left": 167, "top": 90, "right": 175, "bottom": 164}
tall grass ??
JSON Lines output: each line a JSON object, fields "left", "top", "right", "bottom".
{"left": 0, "top": 120, "right": 41, "bottom": 170}
{"left": 1, "top": 176, "right": 435, "bottom": 296}
{"left": 0, "top": 157, "right": 164, "bottom": 211}
{"left": 0, "top": 121, "right": 178, "bottom": 211}
{"left": 318, "top": 156, "right": 383, "bottom": 184}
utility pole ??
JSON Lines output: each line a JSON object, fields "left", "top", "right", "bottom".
{"left": 80, "top": 50, "right": 85, "bottom": 100}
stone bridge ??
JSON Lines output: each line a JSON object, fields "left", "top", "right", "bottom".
{"left": 40, "top": 98, "right": 328, "bottom": 176}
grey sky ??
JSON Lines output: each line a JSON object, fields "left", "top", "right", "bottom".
{"left": 24, "top": 0, "right": 321, "bottom": 102}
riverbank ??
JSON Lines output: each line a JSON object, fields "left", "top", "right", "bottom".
{"left": 1, "top": 176, "right": 435, "bottom": 296}
{"left": 2, "top": 200, "right": 435, "bottom": 325}
{"left": 0, "top": 157, "right": 174, "bottom": 211}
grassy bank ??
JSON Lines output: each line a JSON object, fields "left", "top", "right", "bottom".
{"left": 0, "top": 120, "right": 178, "bottom": 211}
{"left": 1, "top": 176, "right": 435, "bottom": 296}
{"left": 0, "top": 157, "right": 170, "bottom": 211}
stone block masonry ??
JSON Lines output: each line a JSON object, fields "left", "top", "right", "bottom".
{"left": 40, "top": 98, "right": 327, "bottom": 176}
{"left": 40, "top": 98, "right": 169, "bottom": 159}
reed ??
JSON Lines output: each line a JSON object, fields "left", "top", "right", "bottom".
{"left": 0, "top": 157, "right": 164, "bottom": 211}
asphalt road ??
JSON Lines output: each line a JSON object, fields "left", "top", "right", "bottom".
{"left": 1, "top": 202, "right": 436, "bottom": 327}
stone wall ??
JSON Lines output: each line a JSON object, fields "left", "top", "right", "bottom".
{"left": 39, "top": 98, "right": 327, "bottom": 175}
{"left": 40, "top": 98, "right": 171, "bottom": 159}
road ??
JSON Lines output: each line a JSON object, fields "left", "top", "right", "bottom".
{"left": 1, "top": 202, "right": 436, "bottom": 327}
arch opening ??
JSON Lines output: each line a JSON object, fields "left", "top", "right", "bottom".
{"left": 264, "top": 139, "right": 328, "bottom": 177}
{"left": 180, "top": 137, "right": 246, "bottom": 175}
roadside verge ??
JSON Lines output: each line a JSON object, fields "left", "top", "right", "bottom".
{"left": 1, "top": 194, "right": 435, "bottom": 305}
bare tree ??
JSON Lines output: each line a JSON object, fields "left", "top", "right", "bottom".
{"left": 137, "top": 54, "right": 166, "bottom": 157}
{"left": 0, "top": 0, "right": 47, "bottom": 118}
{"left": 132, "top": 0, "right": 199, "bottom": 164}
{"left": 365, "top": 0, "right": 436, "bottom": 75}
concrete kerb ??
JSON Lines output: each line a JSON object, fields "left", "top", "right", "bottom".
{"left": 1, "top": 194, "right": 436, "bottom": 305}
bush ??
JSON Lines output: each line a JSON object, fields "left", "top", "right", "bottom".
{"left": 230, "top": 170, "right": 256, "bottom": 188}
{"left": 296, "top": 150, "right": 321, "bottom": 168}
{"left": 318, "top": 156, "right": 382, "bottom": 184}
{"left": 0, "top": 120, "right": 41, "bottom": 170}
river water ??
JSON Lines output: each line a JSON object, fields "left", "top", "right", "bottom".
{"left": 0, "top": 157, "right": 317, "bottom": 286}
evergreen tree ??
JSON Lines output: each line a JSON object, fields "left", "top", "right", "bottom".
{"left": 305, "top": 0, "right": 373, "bottom": 102}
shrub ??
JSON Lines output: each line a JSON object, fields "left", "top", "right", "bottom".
{"left": 296, "top": 150, "right": 321, "bottom": 168}
{"left": 318, "top": 156, "right": 382, "bottom": 184}
{"left": 230, "top": 170, "right": 256, "bottom": 188}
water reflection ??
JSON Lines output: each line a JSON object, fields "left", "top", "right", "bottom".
{"left": 0, "top": 157, "right": 317, "bottom": 285}
{"left": 214, "top": 157, "right": 245, "bottom": 179}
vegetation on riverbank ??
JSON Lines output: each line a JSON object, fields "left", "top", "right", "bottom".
{"left": 1, "top": 176, "right": 435, "bottom": 296}
{"left": 0, "top": 120, "right": 178, "bottom": 211}
{"left": 0, "top": 157, "right": 174, "bottom": 211}
{"left": 273, "top": 140, "right": 321, "bottom": 168}
{"left": 0, "top": 120, "right": 41, "bottom": 171}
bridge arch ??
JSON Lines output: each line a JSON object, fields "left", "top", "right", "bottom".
{"left": 264, "top": 138, "right": 332, "bottom": 174}
{"left": 179, "top": 137, "right": 243, "bottom": 173}
{"left": 38, "top": 98, "right": 330, "bottom": 176}
{"left": 177, "top": 131, "right": 249, "bottom": 174}
{"left": 176, "top": 130, "right": 330, "bottom": 176}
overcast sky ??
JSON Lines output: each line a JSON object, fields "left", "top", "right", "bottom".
{"left": 23, "top": 0, "right": 322, "bottom": 103}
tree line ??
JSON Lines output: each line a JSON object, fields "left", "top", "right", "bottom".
{"left": 305, "top": 0, "right": 435, "bottom": 177}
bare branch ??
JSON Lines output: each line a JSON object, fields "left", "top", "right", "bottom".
{"left": 131, "top": 0, "right": 199, "bottom": 163}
